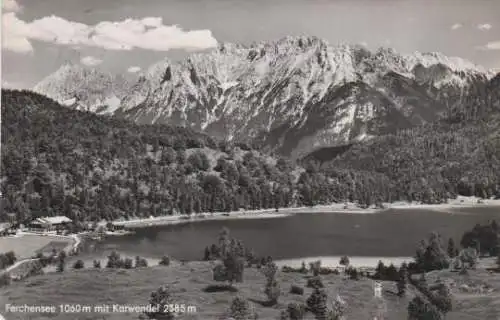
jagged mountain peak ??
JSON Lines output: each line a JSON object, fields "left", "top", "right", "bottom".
{"left": 34, "top": 36, "right": 495, "bottom": 158}
{"left": 34, "top": 63, "right": 133, "bottom": 114}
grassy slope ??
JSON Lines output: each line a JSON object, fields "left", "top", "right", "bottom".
{"left": 0, "top": 235, "right": 72, "bottom": 259}
{"left": 3, "top": 261, "right": 499, "bottom": 319}
{"left": 1, "top": 261, "right": 418, "bottom": 320}
{"left": 424, "top": 266, "right": 500, "bottom": 320}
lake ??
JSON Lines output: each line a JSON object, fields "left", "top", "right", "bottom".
{"left": 81, "top": 207, "right": 500, "bottom": 266}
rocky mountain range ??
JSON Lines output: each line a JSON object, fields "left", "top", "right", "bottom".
{"left": 33, "top": 36, "right": 498, "bottom": 159}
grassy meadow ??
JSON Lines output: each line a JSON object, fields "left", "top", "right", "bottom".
{"left": 0, "top": 235, "right": 72, "bottom": 260}
{"left": 0, "top": 261, "right": 418, "bottom": 320}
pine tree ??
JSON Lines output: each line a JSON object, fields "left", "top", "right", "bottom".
{"left": 306, "top": 288, "right": 328, "bottom": 319}
{"left": 397, "top": 263, "right": 408, "bottom": 297}
{"left": 261, "top": 261, "right": 280, "bottom": 305}
{"left": 145, "top": 286, "right": 174, "bottom": 320}
{"left": 228, "top": 296, "right": 255, "bottom": 320}
{"left": 447, "top": 238, "right": 458, "bottom": 258}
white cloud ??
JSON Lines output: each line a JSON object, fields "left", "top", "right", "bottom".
{"left": 127, "top": 66, "right": 141, "bottom": 73}
{"left": 80, "top": 56, "right": 103, "bottom": 66}
{"left": 477, "top": 23, "right": 492, "bottom": 31}
{"left": 451, "top": 23, "right": 462, "bottom": 30}
{"left": 2, "top": 0, "right": 22, "bottom": 13}
{"left": 2, "top": 13, "right": 218, "bottom": 54}
{"left": 484, "top": 41, "right": 500, "bottom": 50}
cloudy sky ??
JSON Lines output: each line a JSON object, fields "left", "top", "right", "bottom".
{"left": 2, "top": 0, "right": 500, "bottom": 88}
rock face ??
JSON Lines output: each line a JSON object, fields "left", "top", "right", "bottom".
{"left": 34, "top": 36, "right": 496, "bottom": 158}
{"left": 34, "top": 64, "right": 133, "bottom": 115}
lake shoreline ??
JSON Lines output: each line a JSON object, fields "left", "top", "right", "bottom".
{"left": 111, "top": 195, "right": 500, "bottom": 229}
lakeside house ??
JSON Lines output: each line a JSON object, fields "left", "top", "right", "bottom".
{"left": 28, "top": 216, "right": 72, "bottom": 233}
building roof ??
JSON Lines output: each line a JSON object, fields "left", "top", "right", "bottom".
{"left": 34, "top": 216, "right": 72, "bottom": 225}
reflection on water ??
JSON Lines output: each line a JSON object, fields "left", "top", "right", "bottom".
{"left": 81, "top": 207, "right": 499, "bottom": 262}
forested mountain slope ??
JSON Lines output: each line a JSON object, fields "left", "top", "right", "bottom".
{"left": 0, "top": 90, "right": 299, "bottom": 223}
{"left": 1, "top": 90, "right": 499, "bottom": 224}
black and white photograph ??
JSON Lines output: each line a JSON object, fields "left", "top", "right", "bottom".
{"left": 1, "top": 0, "right": 500, "bottom": 319}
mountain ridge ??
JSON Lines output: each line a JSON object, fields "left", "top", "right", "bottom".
{"left": 33, "top": 36, "right": 497, "bottom": 158}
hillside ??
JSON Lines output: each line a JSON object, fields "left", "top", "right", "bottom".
{"left": 0, "top": 261, "right": 416, "bottom": 320}
{"left": 33, "top": 36, "right": 497, "bottom": 158}
{"left": 2, "top": 260, "right": 499, "bottom": 320}
{"left": 0, "top": 90, "right": 303, "bottom": 223}
{"left": 2, "top": 89, "right": 500, "bottom": 224}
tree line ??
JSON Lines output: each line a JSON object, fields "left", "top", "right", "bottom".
{"left": 2, "top": 89, "right": 500, "bottom": 225}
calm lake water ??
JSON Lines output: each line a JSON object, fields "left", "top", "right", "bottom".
{"left": 83, "top": 207, "right": 500, "bottom": 263}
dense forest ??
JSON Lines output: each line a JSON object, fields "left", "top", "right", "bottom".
{"left": 323, "top": 116, "right": 500, "bottom": 204}
{"left": 1, "top": 89, "right": 499, "bottom": 223}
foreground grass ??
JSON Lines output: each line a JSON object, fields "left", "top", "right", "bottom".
{"left": 1, "top": 261, "right": 415, "bottom": 320}
{"left": 424, "top": 267, "right": 500, "bottom": 320}
{"left": 1, "top": 261, "right": 499, "bottom": 319}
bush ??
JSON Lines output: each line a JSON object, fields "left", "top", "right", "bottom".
{"left": 228, "top": 296, "right": 256, "bottom": 320}
{"left": 73, "top": 260, "right": 85, "bottom": 269}
{"left": 408, "top": 296, "right": 443, "bottom": 320}
{"left": 93, "top": 260, "right": 101, "bottom": 268}
{"left": 106, "top": 251, "right": 123, "bottom": 268}
{"left": 306, "top": 276, "right": 324, "bottom": 289}
{"left": 213, "top": 253, "right": 245, "bottom": 286}
{"left": 309, "top": 260, "right": 321, "bottom": 276}
{"left": 0, "top": 251, "right": 17, "bottom": 269}
{"left": 124, "top": 258, "right": 133, "bottom": 269}
{"left": 339, "top": 255, "right": 350, "bottom": 267}
{"left": 135, "top": 256, "right": 148, "bottom": 268}
{"left": 319, "top": 267, "right": 339, "bottom": 275}
{"left": 145, "top": 286, "right": 174, "bottom": 320}
{"left": 202, "top": 284, "right": 238, "bottom": 293}
{"left": 265, "top": 279, "right": 280, "bottom": 305}
{"left": 346, "top": 267, "right": 360, "bottom": 280}
{"left": 159, "top": 256, "right": 170, "bottom": 266}
{"left": 290, "top": 285, "right": 304, "bottom": 295}
{"left": 281, "top": 302, "right": 306, "bottom": 320}
{"left": 306, "top": 288, "right": 328, "bottom": 318}
{"left": 0, "top": 273, "right": 11, "bottom": 287}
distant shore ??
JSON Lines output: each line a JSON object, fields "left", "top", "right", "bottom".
{"left": 111, "top": 195, "right": 500, "bottom": 229}
{"left": 275, "top": 256, "right": 413, "bottom": 269}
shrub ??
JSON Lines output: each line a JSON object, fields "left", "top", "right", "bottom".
{"left": 106, "top": 251, "right": 123, "bottom": 268}
{"left": 145, "top": 286, "right": 174, "bottom": 320}
{"left": 0, "top": 273, "right": 11, "bottom": 287}
{"left": 265, "top": 279, "right": 280, "bottom": 305}
{"left": 135, "top": 256, "right": 148, "bottom": 268}
{"left": 408, "top": 296, "right": 443, "bottom": 320}
{"left": 228, "top": 296, "right": 256, "bottom": 320}
{"left": 281, "top": 302, "right": 306, "bottom": 320}
{"left": 213, "top": 253, "right": 244, "bottom": 286}
{"left": 309, "top": 260, "right": 321, "bottom": 276}
{"left": 306, "top": 276, "right": 324, "bottom": 289}
{"left": 93, "top": 260, "right": 101, "bottom": 268}
{"left": 261, "top": 261, "right": 278, "bottom": 281}
{"left": 319, "top": 267, "right": 339, "bottom": 275}
{"left": 306, "top": 288, "right": 328, "bottom": 318}
{"left": 202, "top": 284, "right": 238, "bottom": 293}
{"left": 339, "top": 255, "right": 350, "bottom": 267}
{"left": 124, "top": 258, "right": 133, "bottom": 269}
{"left": 73, "top": 260, "right": 85, "bottom": 269}
{"left": 290, "top": 285, "right": 304, "bottom": 295}
{"left": 159, "top": 256, "right": 171, "bottom": 266}
{"left": 346, "top": 267, "right": 360, "bottom": 280}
